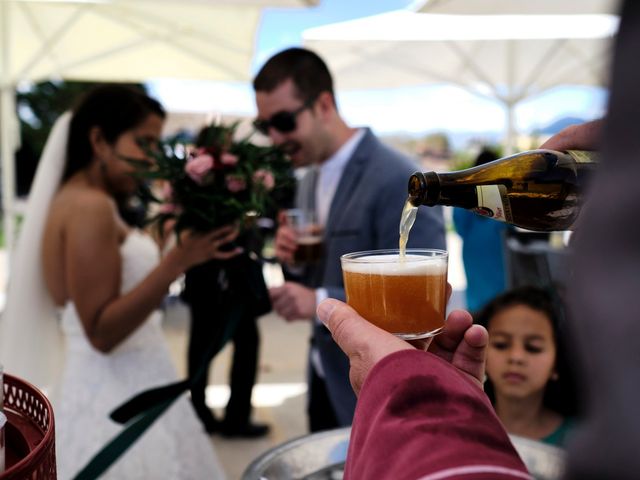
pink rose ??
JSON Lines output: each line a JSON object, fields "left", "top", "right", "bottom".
{"left": 221, "top": 152, "right": 239, "bottom": 166}
{"left": 226, "top": 175, "right": 247, "bottom": 192}
{"left": 185, "top": 154, "right": 214, "bottom": 185}
{"left": 253, "top": 169, "right": 275, "bottom": 191}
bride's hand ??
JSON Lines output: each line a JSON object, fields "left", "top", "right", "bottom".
{"left": 172, "top": 224, "right": 242, "bottom": 270}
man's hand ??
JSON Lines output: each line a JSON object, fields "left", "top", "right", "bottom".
{"left": 317, "top": 299, "right": 488, "bottom": 395}
{"left": 274, "top": 225, "right": 298, "bottom": 265}
{"left": 269, "top": 282, "right": 317, "bottom": 321}
{"left": 540, "top": 118, "right": 604, "bottom": 151}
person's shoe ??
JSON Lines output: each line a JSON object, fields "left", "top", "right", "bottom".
{"left": 194, "top": 408, "right": 220, "bottom": 434}
{"left": 219, "top": 421, "right": 271, "bottom": 439}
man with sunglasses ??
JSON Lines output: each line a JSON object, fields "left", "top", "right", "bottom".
{"left": 253, "top": 47, "right": 446, "bottom": 432}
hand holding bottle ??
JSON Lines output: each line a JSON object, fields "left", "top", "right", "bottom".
{"left": 408, "top": 149, "right": 597, "bottom": 231}
{"left": 540, "top": 118, "right": 604, "bottom": 152}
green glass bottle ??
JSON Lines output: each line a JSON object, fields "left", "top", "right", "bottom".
{"left": 408, "top": 149, "right": 596, "bottom": 231}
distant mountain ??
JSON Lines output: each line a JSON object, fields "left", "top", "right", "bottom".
{"left": 380, "top": 130, "right": 502, "bottom": 151}
{"left": 534, "top": 116, "right": 587, "bottom": 135}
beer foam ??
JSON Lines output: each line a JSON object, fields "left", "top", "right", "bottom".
{"left": 342, "top": 254, "right": 447, "bottom": 276}
{"left": 298, "top": 235, "right": 322, "bottom": 245}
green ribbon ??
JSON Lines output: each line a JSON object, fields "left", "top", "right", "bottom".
{"left": 73, "top": 305, "right": 244, "bottom": 480}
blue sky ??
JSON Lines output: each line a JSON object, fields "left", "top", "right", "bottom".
{"left": 149, "top": 0, "right": 607, "bottom": 140}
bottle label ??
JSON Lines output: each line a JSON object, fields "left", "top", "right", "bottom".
{"left": 473, "top": 185, "right": 513, "bottom": 223}
{"left": 566, "top": 150, "right": 597, "bottom": 164}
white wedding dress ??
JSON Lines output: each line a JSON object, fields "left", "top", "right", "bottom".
{"left": 55, "top": 230, "right": 226, "bottom": 479}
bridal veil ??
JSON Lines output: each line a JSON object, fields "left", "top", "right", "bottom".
{"left": 0, "top": 112, "right": 71, "bottom": 393}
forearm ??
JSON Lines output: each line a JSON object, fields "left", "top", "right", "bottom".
{"left": 346, "top": 350, "right": 528, "bottom": 480}
{"left": 87, "top": 251, "right": 185, "bottom": 352}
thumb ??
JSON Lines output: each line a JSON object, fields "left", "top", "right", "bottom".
{"left": 452, "top": 324, "right": 488, "bottom": 388}
{"left": 317, "top": 299, "right": 365, "bottom": 358}
{"left": 317, "top": 298, "right": 413, "bottom": 396}
{"left": 317, "top": 299, "right": 412, "bottom": 361}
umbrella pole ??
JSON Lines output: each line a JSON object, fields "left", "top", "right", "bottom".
{"left": 504, "top": 100, "right": 516, "bottom": 155}
{"left": 1, "top": 1, "right": 17, "bottom": 269}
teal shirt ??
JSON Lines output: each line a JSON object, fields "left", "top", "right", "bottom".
{"left": 541, "top": 418, "right": 574, "bottom": 447}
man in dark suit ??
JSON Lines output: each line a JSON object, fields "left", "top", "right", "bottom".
{"left": 252, "top": 47, "right": 446, "bottom": 432}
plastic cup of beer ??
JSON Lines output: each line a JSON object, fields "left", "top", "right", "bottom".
{"left": 284, "top": 208, "right": 324, "bottom": 265}
{"left": 341, "top": 249, "right": 448, "bottom": 340}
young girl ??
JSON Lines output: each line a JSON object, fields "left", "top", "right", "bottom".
{"left": 476, "top": 286, "right": 578, "bottom": 447}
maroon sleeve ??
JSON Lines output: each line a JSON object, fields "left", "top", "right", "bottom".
{"left": 344, "top": 350, "right": 531, "bottom": 480}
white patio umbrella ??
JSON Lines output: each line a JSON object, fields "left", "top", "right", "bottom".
{"left": 0, "top": 0, "right": 316, "bottom": 255}
{"left": 416, "top": 0, "right": 619, "bottom": 15}
{"left": 303, "top": 10, "right": 617, "bottom": 153}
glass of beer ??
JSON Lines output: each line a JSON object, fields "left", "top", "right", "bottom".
{"left": 285, "top": 208, "right": 324, "bottom": 265}
{"left": 341, "top": 249, "right": 448, "bottom": 340}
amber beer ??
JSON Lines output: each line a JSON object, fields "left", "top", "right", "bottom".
{"left": 341, "top": 249, "right": 448, "bottom": 339}
{"left": 294, "top": 234, "right": 324, "bottom": 264}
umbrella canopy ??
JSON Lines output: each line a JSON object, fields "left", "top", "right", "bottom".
{"left": 416, "top": 0, "right": 619, "bottom": 15}
{"left": 303, "top": 11, "right": 617, "bottom": 152}
{"left": 0, "top": 0, "right": 315, "bottom": 254}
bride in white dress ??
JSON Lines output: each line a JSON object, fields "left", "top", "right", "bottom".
{"left": 1, "top": 85, "right": 239, "bottom": 479}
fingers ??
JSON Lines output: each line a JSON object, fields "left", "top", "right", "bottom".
{"left": 452, "top": 324, "right": 488, "bottom": 388}
{"left": 212, "top": 247, "right": 243, "bottom": 260}
{"left": 208, "top": 225, "right": 239, "bottom": 245}
{"left": 429, "top": 309, "right": 475, "bottom": 359}
{"left": 269, "top": 286, "right": 294, "bottom": 319}
{"left": 429, "top": 310, "right": 487, "bottom": 387}
{"left": 539, "top": 118, "right": 603, "bottom": 151}
{"left": 275, "top": 226, "right": 297, "bottom": 263}
{"left": 269, "top": 283, "right": 315, "bottom": 320}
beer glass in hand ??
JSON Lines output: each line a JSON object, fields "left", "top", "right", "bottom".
{"left": 284, "top": 209, "right": 324, "bottom": 266}
{"left": 341, "top": 249, "right": 448, "bottom": 340}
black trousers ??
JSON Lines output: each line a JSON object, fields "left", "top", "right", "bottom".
{"left": 308, "top": 363, "right": 340, "bottom": 433}
{"left": 184, "top": 258, "right": 264, "bottom": 429}
{"left": 187, "top": 297, "right": 260, "bottom": 427}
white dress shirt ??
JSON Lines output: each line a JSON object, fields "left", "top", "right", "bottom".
{"left": 311, "top": 128, "right": 365, "bottom": 378}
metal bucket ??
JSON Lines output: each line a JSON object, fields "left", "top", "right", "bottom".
{"left": 242, "top": 428, "right": 567, "bottom": 480}
{"left": 242, "top": 427, "right": 349, "bottom": 480}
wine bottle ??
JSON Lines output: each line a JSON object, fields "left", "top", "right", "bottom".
{"left": 408, "top": 149, "right": 596, "bottom": 232}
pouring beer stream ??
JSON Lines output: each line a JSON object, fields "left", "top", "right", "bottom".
{"left": 399, "top": 197, "right": 418, "bottom": 259}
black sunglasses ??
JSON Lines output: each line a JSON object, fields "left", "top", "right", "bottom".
{"left": 253, "top": 97, "right": 316, "bottom": 135}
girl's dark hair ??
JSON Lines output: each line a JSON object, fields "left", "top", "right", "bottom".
{"left": 64, "top": 84, "right": 165, "bottom": 181}
{"left": 476, "top": 286, "right": 580, "bottom": 417}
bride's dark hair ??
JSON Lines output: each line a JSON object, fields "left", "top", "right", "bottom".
{"left": 64, "top": 84, "right": 165, "bottom": 181}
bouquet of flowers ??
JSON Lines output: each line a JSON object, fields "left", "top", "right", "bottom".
{"left": 135, "top": 122, "right": 294, "bottom": 235}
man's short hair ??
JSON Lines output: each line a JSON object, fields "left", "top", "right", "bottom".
{"left": 253, "top": 47, "right": 334, "bottom": 103}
